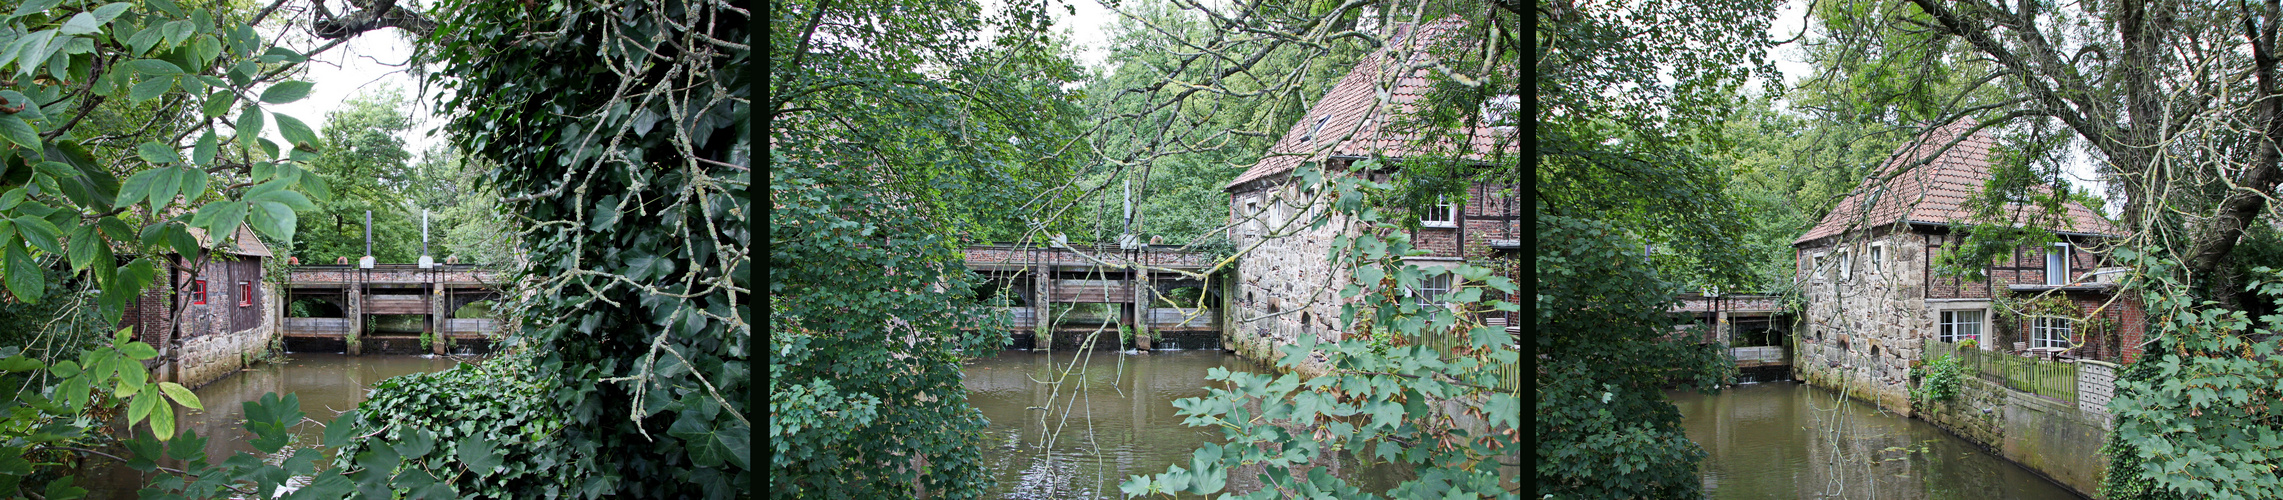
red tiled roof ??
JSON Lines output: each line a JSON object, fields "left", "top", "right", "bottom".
{"left": 1224, "top": 18, "right": 1518, "bottom": 191}
{"left": 1794, "top": 120, "right": 2123, "bottom": 246}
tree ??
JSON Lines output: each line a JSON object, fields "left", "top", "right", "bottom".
{"left": 292, "top": 88, "right": 419, "bottom": 264}
{"left": 1536, "top": 0, "right": 1781, "bottom": 496}
{"left": 770, "top": 0, "right": 1083, "bottom": 495}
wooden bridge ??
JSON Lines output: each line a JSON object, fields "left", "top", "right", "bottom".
{"left": 281, "top": 264, "right": 509, "bottom": 355}
{"left": 965, "top": 244, "right": 1229, "bottom": 351}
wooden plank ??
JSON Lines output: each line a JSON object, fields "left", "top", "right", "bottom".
{"left": 997, "top": 307, "right": 1037, "bottom": 329}
{"left": 1146, "top": 308, "right": 1218, "bottom": 329}
{"left": 442, "top": 318, "right": 498, "bottom": 335}
{"left": 365, "top": 295, "right": 430, "bottom": 315}
{"left": 284, "top": 317, "right": 351, "bottom": 336}
{"left": 1048, "top": 280, "right": 1131, "bottom": 303}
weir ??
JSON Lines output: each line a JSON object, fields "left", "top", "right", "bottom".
{"left": 964, "top": 244, "right": 1228, "bottom": 352}
{"left": 280, "top": 264, "right": 508, "bottom": 355}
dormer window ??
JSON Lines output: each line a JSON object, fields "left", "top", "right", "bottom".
{"left": 1300, "top": 116, "right": 1329, "bottom": 144}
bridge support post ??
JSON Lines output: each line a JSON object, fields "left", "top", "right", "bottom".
{"left": 432, "top": 285, "right": 447, "bottom": 355}
{"left": 1133, "top": 269, "right": 1151, "bottom": 351}
{"left": 347, "top": 287, "right": 363, "bottom": 356}
{"left": 1034, "top": 264, "right": 1052, "bottom": 352}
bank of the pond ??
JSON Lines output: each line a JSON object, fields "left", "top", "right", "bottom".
{"left": 82, "top": 353, "right": 473, "bottom": 499}
{"left": 1672, "top": 381, "right": 2085, "bottom": 499}
{"left": 962, "top": 349, "right": 1409, "bottom": 498}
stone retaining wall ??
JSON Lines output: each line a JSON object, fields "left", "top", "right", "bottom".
{"left": 1917, "top": 372, "right": 2112, "bottom": 498}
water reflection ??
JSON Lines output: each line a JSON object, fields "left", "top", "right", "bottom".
{"left": 83, "top": 353, "right": 470, "bottom": 498}
{"left": 963, "top": 350, "right": 1408, "bottom": 499}
{"left": 1671, "top": 381, "right": 2085, "bottom": 500}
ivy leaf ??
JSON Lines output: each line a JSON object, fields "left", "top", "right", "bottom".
{"left": 0, "top": 113, "right": 39, "bottom": 149}
{"left": 260, "top": 80, "right": 313, "bottom": 103}
{"left": 397, "top": 429, "right": 436, "bottom": 458}
{"left": 455, "top": 436, "right": 501, "bottom": 477}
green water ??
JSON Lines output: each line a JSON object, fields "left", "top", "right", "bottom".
{"left": 1671, "top": 381, "right": 2085, "bottom": 499}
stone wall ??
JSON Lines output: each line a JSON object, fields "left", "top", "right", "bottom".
{"left": 1796, "top": 228, "right": 1930, "bottom": 415}
{"left": 172, "top": 282, "right": 280, "bottom": 389}
{"left": 1916, "top": 373, "right": 2113, "bottom": 498}
{"left": 1228, "top": 177, "right": 1352, "bottom": 377}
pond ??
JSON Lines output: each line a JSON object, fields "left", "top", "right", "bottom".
{"left": 1670, "top": 381, "right": 2085, "bottom": 499}
{"left": 962, "top": 349, "right": 1412, "bottom": 499}
{"left": 83, "top": 353, "right": 472, "bottom": 498}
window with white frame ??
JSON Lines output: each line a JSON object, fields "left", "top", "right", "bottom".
{"left": 1839, "top": 248, "right": 1852, "bottom": 280}
{"left": 1868, "top": 243, "right": 1885, "bottom": 275}
{"left": 1422, "top": 202, "right": 1456, "bottom": 228}
{"left": 1813, "top": 252, "right": 1827, "bottom": 279}
{"left": 1939, "top": 310, "right": 1983, "bottom": 343}
{"left": 2046, "top": 242, "right": 2071, "bottom": 285}
{"left": 2031, "top": 317, "right": 2072, "bottom": 349}
{"left": 1244, "top": 196, "right": 1262, "bottom": 236}
{"left": 1410, "top": 272, "right": 1454, "bottom": 305}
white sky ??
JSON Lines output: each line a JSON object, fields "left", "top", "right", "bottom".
{"left": 256, "top": 6, "right": 445, "bottom": 165}
{"left": 1052, "top": 0, "right": 1117, "bottom": 72}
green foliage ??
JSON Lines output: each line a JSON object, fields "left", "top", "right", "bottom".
{"left": 1537, "top": 213, "right": 1731, "bottom": 498}
{"left": 1120, "top": 168, "right": 1520, "bottom": 498}
{"left": 1911, "top": 353, "right": 1965, "bottom": 403}
{"left": 326, "top": 350, "right": 584, "bottom": 498}
{"left": 392, "top": 0, "right": 750, "bottom": 497}
{"left": 2101, "top": 251, "right": 2283, "bottom": 499}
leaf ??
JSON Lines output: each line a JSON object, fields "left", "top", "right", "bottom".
{"left": 323, "top": 411, "right": 359, "bottom": 448}
{"left": 146, "top": 166, "right": 179, "bottom": 214}
{"left": 0, "top": 91, "right": 42, "bottom": 121}
{"left": 58, "top": 12, "right": 104, "bottom": 36}
{"left": 158, "top": 381, "right": 201, "bottom": 410}
{"left": 90, "top": 3, "right": 131, "bottom": 24}
{"left": 121, "top": 341, "right": 157, "bottom": 361}
{"left": 128, "top": 390, "right": 156, "bottom": 425}
{"left": 273, "top": 112, "right": 316, "bottom": 149}
{"left": 236, "top": 104, "right": 263, "bottom": 146}
{"left": 129, "top": 76, "right": 171, "bottom": 103}
{"left": 178, "top": 167, "right": 206, "bottom": 203}
{"left": 0, "top": 113, "right": 39, "bottom": 149}
{"left": 248, "top": 200, "right": 294, "bottom": 242}
{"left": 137, "top": 141, "right": 181, "bottom": 164}
{"left": 193, "top": 130, "right": 217, "bottom": 166}
{"left": 260, "top": 80, "right": 312, "bottom": 103}
{"left": 0, "top": 355, "right": 39, "bottom": 372}
{"left": 398, "top": 429, "right": 436, "bottom": 458}
{"left": 116, "top": 166, "right": 158, "bottom": 209}
{"left": 192, "top": 200, "right": 245, "bottom": 241}
{"left": 150, "top": 399, "right": 175, "bottom": 440}
{"left": 64, "top": 224, "right": 94, "bottom": 270}
{"left": 13, "top": 216, "right": 60, "bottom": 255}
{"left": 455, "top": 436, "right": 500, "bottom": 477}
{"left": 10, "top": 0, "right": 61, "bottom": 18}
{"left": 166, "top": 223, "right": 197, "bottom": 258}
{"left": 162, "top": 20, "right": 193, "bottom": 47}
{"left": 202, "top": 91, "right": 233, "bottom": 117}
{"left": 250, "top": 189, "right": 313, "bottom": 210}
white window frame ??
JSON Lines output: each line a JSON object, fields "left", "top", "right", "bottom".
{"left": 1813, "top": 252, "right": 1828, "bottom": 280}
{"left": 1868, "top": 242, "right": 1886, "bottom": 275}
{"left": 1244, "top": 196, "right": 1263, "bottom": 236}
{"left": 1422, "top": 202, "right": 1457, "bottom": 228}
{"left": 1939, "top": 310, "right": 1984, "bottom": 344}
{"left": 1406, "top": 271, "right": 1455, "bottom": 306}
{"left": 2047, "top": 242, "right": 2071, "bottom": 286}
{"left": 2030, "top": 317, "right": 2072, "bottom": 349}
{"left": 1838, "top": 248, "right": 1852, "bottom": 281}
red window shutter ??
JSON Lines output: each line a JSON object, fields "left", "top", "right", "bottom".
{"left": 239, "top": 282, "right": 252, "bottom": 307}
{"left": 193, "top": 280, "right": 206, "bottom": 305}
